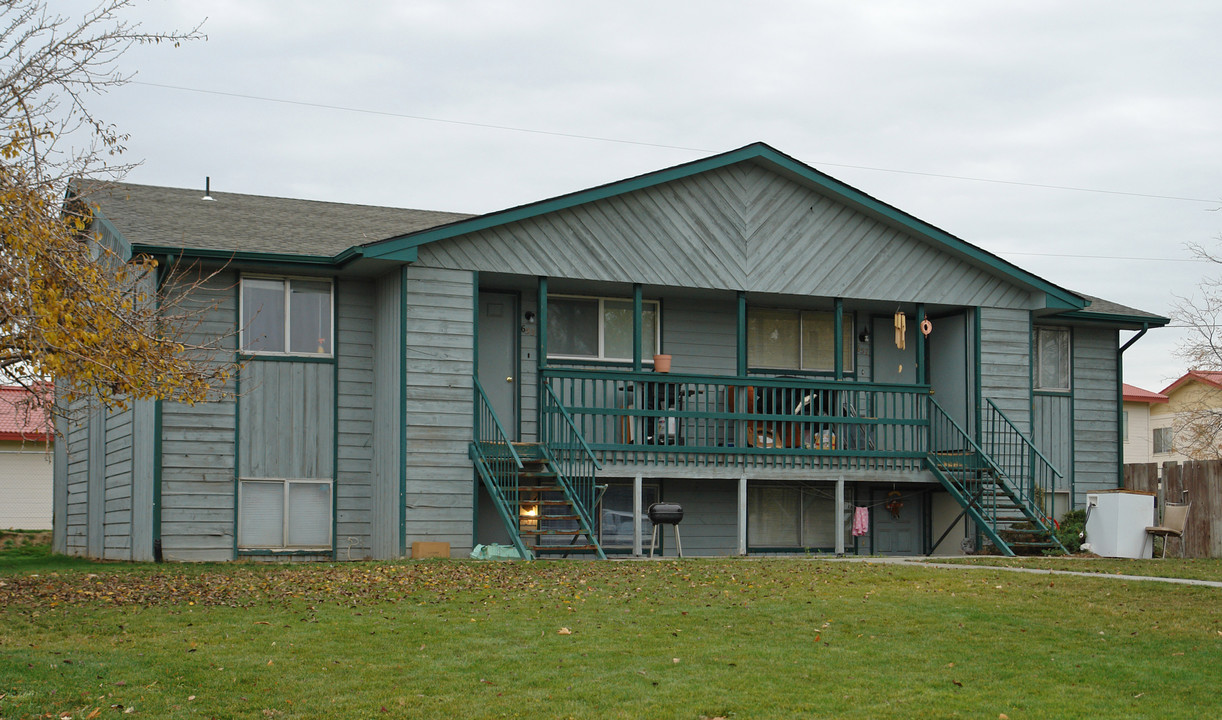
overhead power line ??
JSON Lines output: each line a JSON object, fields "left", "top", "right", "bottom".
{"left": 133, "top": 80, "right": 1222, "bottom": 206}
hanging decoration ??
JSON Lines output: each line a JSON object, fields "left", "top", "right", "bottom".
{"left": 885, "top": 490, "right": 904, "bottom": 520}
{"left": 921, "top": 318, "right": 933, "bottom": 337}
{"left": 893, "top": 310, "right": 907, "bottom": 350}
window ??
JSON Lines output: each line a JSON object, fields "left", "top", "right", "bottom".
{"left": 239, "top": 479, "right": 332, "bottom": 549}
{"left": 747, "top": 308, "right": 854, "bottom": 372}
{"left": 747, "top": 484, "right": 851, "bottom": 549}
{"left": 1034, "top": 327, "right": 1070, "bottom": 391}
{"left": 548, "top": 295, "right": 659, "bottom": 362}
{"left": 1153, "top": 427, "right": 1174, "bottom": 455}
{"left": 598, "top": 483, "right": 659, "bottom": 549}
{"left": 241, "top": 277, "right": 333, "bottom": 355}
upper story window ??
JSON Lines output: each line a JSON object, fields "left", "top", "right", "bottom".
{"left": 241, "top": 277, "right": 333, "bottom": 355}
{"left": 747, "top": 308, "right": 853, "bottom": 373}
{"left": 1034, "top": 326, "right": 1070, "bottom": 392}
{"left": 1153, "top": 426, "right": 1174, "bottom": 455}
{"left": 548, "top": 295, "right": 659, "bottom": 362}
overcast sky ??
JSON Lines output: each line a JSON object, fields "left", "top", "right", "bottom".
{"left": 71, "top": 0, "right": 1222, "bottom": 392}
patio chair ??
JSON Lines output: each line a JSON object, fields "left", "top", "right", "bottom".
{"left": 1146, "top": 500, "right": 1191, "bottom": 558}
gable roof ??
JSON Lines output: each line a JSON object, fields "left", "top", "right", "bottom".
{"left": 361, "top": 142, "right": 1085, "bottom": 310}
{"left": 79, "top": 181, "right": 472, "bottom": 263}
{"left": 0, "top": 386, "right": 50, "bottom": 443}
{"left": 1123, "top": 383, "right": 1169, "bottom": 404}
{"left": 1161, "top": 370, "right": 1222, "bottom": 396}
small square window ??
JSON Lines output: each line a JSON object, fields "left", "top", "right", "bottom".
{"left": 241, "top": 277, "right": 333, "bottom": 355}
{"left": 1034, "top": 327, "right": 1071, "bottom": 391}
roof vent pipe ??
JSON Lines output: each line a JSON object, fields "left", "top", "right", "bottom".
{"left": 202, "top": 176, "right": 215, "bottom": 201}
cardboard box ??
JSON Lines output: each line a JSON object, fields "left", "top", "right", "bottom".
{"left": 411, "top": 541, "right": 451, "bottom": 559}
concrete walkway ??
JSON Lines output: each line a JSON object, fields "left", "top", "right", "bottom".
{"left": 834, "top": 555, "right": 1222, "bottom": 588}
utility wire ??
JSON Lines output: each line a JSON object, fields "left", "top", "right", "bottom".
{"left": 132, "top": 80, "right": 1220, "bottom": 206}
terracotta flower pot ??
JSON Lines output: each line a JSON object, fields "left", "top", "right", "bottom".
{"left": 652, "top": 354, "right": 672, "bottom": 373}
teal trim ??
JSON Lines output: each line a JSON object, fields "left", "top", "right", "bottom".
{"left": 237, "top": 548, "right": 333, "bottom": 557}
{"left": 632, "top": 284, "right": 643, "bottom": 372}
{"left": 398, "top": 265, "right": 408, "bottom": 557}
{"left": 736, "top": 292, "right": 747, "bottom": 376}
{"left": 537, "top": 277, "right": 548, "bottom": 433}
{"left": 151, "top": 256, "right": 168, "bottom": 557}
{"left": 1068, "top": 326, "right": 1076, "bottom": 507}
{"left": 361, "top": 143, "right": 1085, "bottom": 310}
{"left": 1055, "top": 310, "right": 1168, "bottom": 327}
{"left": 916, "top": 304, "right": 926, "bottom": 385}
{"left": 133, "top": 243, "right": 346, "bottom": 267}
{"left": 237, "top": 353, "right": 336, "bottom": 364}
{"left": 833, "top": 298, "right": 844, "bottom": 381}
{"left": 331, "top": 278, "right": 340, "bottom": 560}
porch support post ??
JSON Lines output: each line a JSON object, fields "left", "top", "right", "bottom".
{"left": 916, "top": 303, "right": 927, "bottom": 385}
{"left": 834, "top": 298, "right": 844, "bottom": 380}
{"left": 633, "top": 473, "right": 643, "bottom": 557}
{"left": 632, "top": 283, "right": 643, "bottom": 372}
{"left": 736, "top": 291, "right": 747, "bottom": 376}
{"left": 835, "top": 475, "right": 845, "bottom": 556}
{"left": 738, "top": 472, "right": 748, "bottom": 556}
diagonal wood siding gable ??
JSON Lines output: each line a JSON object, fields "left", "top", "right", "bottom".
{"left": 418, "top": 163, "right": 1035, "bottom": 308}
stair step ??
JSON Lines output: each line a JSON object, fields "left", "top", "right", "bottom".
{"left": 519, "top": 499, "right": 572, "bottom": 507}
{"left": 532, "top": 546, "right": 600, "bottom": 553}
{"left": 521, "top": 528, "right": 588, "bottom": 536}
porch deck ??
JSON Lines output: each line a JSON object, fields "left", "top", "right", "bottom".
{"left": 542, "top": 368, "right": 931, "bottom": 472}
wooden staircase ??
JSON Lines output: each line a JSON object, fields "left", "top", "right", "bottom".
{"left": 472, "top": 442, "right": 606, "bottom": 560}
{"left": 927, "top": 399, "right": 1068, "bottom": 557}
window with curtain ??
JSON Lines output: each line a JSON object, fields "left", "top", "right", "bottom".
{"left": 241, "top": 277, "right": 333, "bottom": 355}
{"left": 598, "top": 483, "right": 658, "bottom": 548}
{"left": 747, "top": 308, "right": 854, "bottom": 372}
{"left": 1153, "top": 427, "right": 1174, "bottom": 455}
{"left": 1034, "top": 327, "right": 1070, "bottom": 391}
{"left": 547, "top": 295, "right": 659, "bottom": 362}
{"left": 748, "top": 484, "right": 852, "bottom": 549}
{"left": 238, "top": 479, "right": 332, "bottom": 549}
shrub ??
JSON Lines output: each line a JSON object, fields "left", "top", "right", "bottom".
{"left": 1056, "top": 508, "right": 1088, "bottom": 554}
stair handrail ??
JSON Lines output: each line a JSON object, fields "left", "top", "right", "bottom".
{"left": 541, "top": 383, "right": 603, "bottom": 471}
{"left": 927, "top": 396, "right": 1012, "bottom": 553}
{"left": 981, "top": 398, "right": 1063, "bottom": 525}
{"left": 540, "top": 384, "right": 604, "bottom": 556}
{"left": 474, "top": 376, "right": 525, "bottom": 469}
{"left": 472, "top": 376, "right": 532, "bottom": 559}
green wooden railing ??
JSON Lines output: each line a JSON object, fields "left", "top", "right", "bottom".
{"left": 542, "top": 369, "right": 929, "bottom": 470}
{"left": 471, "top": 377, "right": 532, "bottom": 559}
{"left": 540, "top": 383, "right": 604, "bottom": 548}
{"left": 926, "top": 397, "right": 1016, "bottom": 554}
{"left": 980, "top": 399, "right": 1064, "bottom": 528}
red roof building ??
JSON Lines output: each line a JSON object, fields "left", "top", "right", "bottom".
{"left": 0, "top": 386, "right": 50, "bottom": 443}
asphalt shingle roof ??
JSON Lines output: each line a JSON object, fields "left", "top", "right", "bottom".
{"left": 80, "top": 181, "right": 474, "bottom": 258}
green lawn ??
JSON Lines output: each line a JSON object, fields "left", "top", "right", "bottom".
{"left": 926, "top": 555, "right": 1222, "bottom": 583}
{"left": 2, "top": 548, "right": 1220, "bottom": 719}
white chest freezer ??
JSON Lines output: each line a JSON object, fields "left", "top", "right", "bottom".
{"left": 1084, "top": 490, "right": 1156, "bottom": 559}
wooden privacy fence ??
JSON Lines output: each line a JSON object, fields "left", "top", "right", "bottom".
{"left": 1124, "top": 460, "right": 1222, "bottom": 558}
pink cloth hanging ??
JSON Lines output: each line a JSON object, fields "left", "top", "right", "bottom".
{"left": 852, "top": 506, "right": 870, "bottom": 537}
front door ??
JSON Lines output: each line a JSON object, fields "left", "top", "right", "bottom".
{"left": 872, "top": 489, "right": 925, "bottom": 555}
{"left": 478, "top": 292, "right": 518, "bottom": 438}
{"left": 927, "top": 312, "right": 971, "bottom": 431}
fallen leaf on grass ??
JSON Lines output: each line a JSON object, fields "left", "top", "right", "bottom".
{"left": 952, "top": 680, "right": 963, "bottom": 687}
{"left": 557, "top": 627, "right": 572, "bottom": 635}
{"left": 672, "top": 658, "right": 680, "bottom": 664}
{"left": 1000, "top": 714, "right": 1010, "bottom": 719}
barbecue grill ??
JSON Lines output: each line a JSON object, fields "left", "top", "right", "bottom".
{"left": 648, "top": 502, "right": 684, "bottom": 558}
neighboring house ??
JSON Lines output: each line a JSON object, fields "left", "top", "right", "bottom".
{"left": 1122, "top": 383, "right": 1167, "bottom": 464}
{"left": 53, "top": 142, "right": 1168, "bottom": 561}
{"left": 1149, "top": 371, "right": 1222, "bottom": 462}
{"left": 0, "top": 386, "right": 53, "bottom": 530}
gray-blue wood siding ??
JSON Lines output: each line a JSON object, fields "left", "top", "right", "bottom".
{"left": 404, "top": 265, "right": 475, "bottom": 556}
{"left": 372, "top": 272, "right": 402, "bottom": 558}
{"left": 979, "top": 307, "right": 1031, "bottom": 434}
{"left": 159, "top": 271, "right": 237, "bottom": 561}
{"left": 1072, "top": 327, "right": 1120, "bottom": 503}
{"left": 1033, "top": 393, "right": 1073, "bottom": 494}
{"left": 418, "top": 164, "right": 1040, "bottom": 310}
{"left": 238, "top": 362, "right": 334, "bottom": 479}
{"left": 336, "top": 279, "right": 375, "bottom": 559}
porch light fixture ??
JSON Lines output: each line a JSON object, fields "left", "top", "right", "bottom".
{"left": 858, "top": 327, "right": 870, "bottom": 344}
{"left": 524, "top": 310, "right": 536, "bottom": 324}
